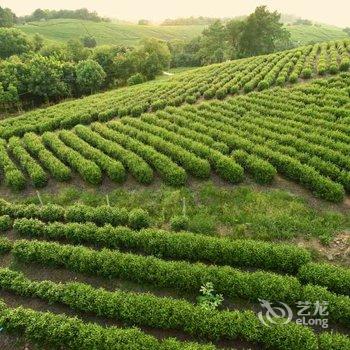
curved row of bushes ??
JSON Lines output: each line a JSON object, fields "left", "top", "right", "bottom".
{"left": 74, "top": 125, "right": 154, "bottom": 184}
{"left": 0, "top": 268, "right": 330, "bottom": 350}
{"left": 232, "top": 149, "right": 277, "bottom": 184}
{"left": 0, "top": 200, "right": 150, "bottom": 230}
{"left": 299, "top": 262, "right": 350, "bottom": 296}
{"left": 8, "top": 136, "right": 48, "bottom": 188}
{"left": 0, "top": 139, "right": 26, "bottom": 191}
{"left": 162, "top": 104, "right": 345, "bottom": 202}
{"left": 22, "top": 132, "right": 72, "bottom": 182}
{"left": 59, "top": 130, "right": 126, "bottom": 183}
{"left": 91, "top": 122, "right": 187, "bottom": 186}
{"left": 0, "top": 298, "right": 213, "bottom": 350}
{"left": 42, "top": 131, "right": 102, "bottom": 185}
{"left": 12, "top": 217, "right": 311, "bottom": 274}
{"left": 108, "top": 122, "right": 211, "bottom": 179}
{"left": 11, "top": 239, "right": 350, "bottom": 325}
{"left": 120, "top": 116, "right": 244, "bottom": 184}
{"left": 0, "top": 39, "right": 349, "bottom": 140}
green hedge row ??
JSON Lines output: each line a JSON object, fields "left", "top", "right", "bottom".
{"left": 154, "top": 111, "right": 229, "bottom": 154}
{"left": 13, "top": 218, "right": 311, "bottom": 274}
{"left": 171, "top": 105, "right": 345, "bottom": 202}
{"left": 59, "top": 130, "right": 126, "bottom": 183}
{"left": 0, "top": 139, "right": 26, "bottom": 191}
{"left": 11, "top": 239, "right": 301, "bottom": 304}
{"left": 108, "top": 121, "right": 211, "bottom": 179}
{"left": 121, "top": 116, "right": 244, "bottom": 184}
{"left": 22, "top": 132, "right": 72, "bottom": 182}
{"left": 12, "top": 240, "right": 350, "bottom": 325}
{"left": 299, "top": 263, "right": 350, "bottom": 296}
{"left": 42, "top": 131, "right": 102, "bottom": 185}
{"left": 195, "top": 102, "right": 349, "bottom": 198}
{"left": 0, "top": 200, "right": 150, "bottom": 230}
{"left": 92, "top": 122, "right": 187, "bottom": 186}
{"left": 74, "top": 125, "right": 154, "bottom": 184}
{"left": 0, "top": 298, "right": 214, "bottom": 350}
{"left": 8, "top": 136, "right": 48, "bottom": 188}
{"left": 0, "top": 268, "right": 319, "bottom": 350}
{"left": 232, "top": 149, "right": 277, "bottom": 184}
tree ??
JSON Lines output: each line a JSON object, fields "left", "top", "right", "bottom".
{"left": 138, "top": 19, "right": 150, "bottom": 25}
{"left": 225, "top": 19, "right": 245, "bottom": 59}
{"left": 0, "top": 6, "right": 16, "bottom": 27}
{"left": 344, "top": 28, "right": 350, "bottom": 37}
{"left": 239, "top": 6, "right": 291, "bottom": 56}
{"left": 75, "top": 59, "right": 106, "bottom": 94}
{"left": 81, "top": 35, "right": 97, "bottom": 48}
{"left": 0, "top": 83, "right": 19, "bottom": 111}
{"left": 139, "top": 38, "right": 171, "bottom": 71}
{"left": 25, "top": 55, "right": 71, "bottom": 102}
{"left": 197, "top": 20, "right": 227, "bottom": 64}
{"left": 139, "top": 52, "right": 162, "bottom": 80}
{"left": 31, "top": 9, "right": 48, "bottom": 21}
{"left": 33, "top": 33, "right": 44, "bottom": 51}
{"left": 92, "top": 45, "right": 131, "bottom": 86}
{"left": 40, "top": 43, "right": 69, "bottom": 61}
{"left": 0, "top": 28, "right": 33, "bottom": 59}
{"left": 66, "top": 39, "right": 90, "bottom": 62}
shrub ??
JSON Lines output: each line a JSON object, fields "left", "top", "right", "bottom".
{"left": 243, "top": 82, "right": 254, "bottom": 93}
{"left": 257, "top": 80, "right": 269, "bottom": 91}
{"left": 203, "top": 88, "right": 216, "bottom": 99}
{"left": 128, "top": 208, "right": 150, "bottom": 230}
{"left": 127, "top": 73, "right": 145, "bottom": 86}
{"left": 229, "top": 85, "right": 238, "bottom": 94}
{"left": 289, "top": 73, "right": 298, "bottom": 83}
{"left": 13, "top": 218, "right": 312, "bottom": 274}
{"left": 298, "top": 262, "right": 350, "bottom": 296}
{"left": 170, "top": 215, "right": 189, "bottom": 232}
{"left": 0, "top": 215, "right": 12, "bottom": 231}
{"left": 301, "top": 68, "right": 312, "bottom": 79}
{"left": 215, "top": 87, "right": 227, "bottom": 99}
{"left": 0, "top": 237, "right": 12, "bottom": 254}
{"left": 185, "top": 95, "right": 197, "bottom": 104}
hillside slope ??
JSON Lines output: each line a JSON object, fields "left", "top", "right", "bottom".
{"left": 1, "top": 39, "right": 349, "bottom": 139}
{"left": 17, "top": 19, "right": 205, "bottom": 46}
{"left": 0, "top": 72, "right": 349, "bottom": 202}
{"left": 17, "top": 19, "right": 348, "bottom": 47}
{"left": 288, "top": 24, "right": 348, "bottom": 45}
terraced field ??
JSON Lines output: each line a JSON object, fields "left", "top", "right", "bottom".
{"left": 1, "top": 39, "right": 349, "bottom": 139}
{"left": 0, "top": 37, "right": 349, "bottom": 350}
{"left": 17, "top": 18, "right": 206, "bottom": 46}
{"left": 0, "top": 200, "right": 349, "bottom": 349}
{"left": 0, "top": 72, "right": 349, "bottom": 202}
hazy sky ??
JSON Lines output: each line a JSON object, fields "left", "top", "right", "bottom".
{"left": 1, "top": 0, "right": 349, "bottom": 27}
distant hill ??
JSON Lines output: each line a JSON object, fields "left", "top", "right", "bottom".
{"left": 17, "top": 18, "right": 348, "bottom": 48}
{"left": 288, "top": 24, "right": 348, "bottom": 45}
{"left": 17, "top": 18, "right": 205, "bottom": 46}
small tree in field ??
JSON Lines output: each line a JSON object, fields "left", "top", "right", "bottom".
{"left": 81, "top": 35, "right": 97, "bottom": 48}
{"left": 75, "top": 59, "right": 106, "bottom": 94}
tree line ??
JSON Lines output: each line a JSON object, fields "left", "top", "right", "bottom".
{"left": 168, "top": 6, "right": 292, "bottom": 67}
{"left": 0, "top": 29, "right": 171, "bottom": 112}
{"left": 0, "top": 7, "right": 109, "bottom": 27}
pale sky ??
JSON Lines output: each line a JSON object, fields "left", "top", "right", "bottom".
{"left": 1, "top": 0, "right": 349, "bottom": 27}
